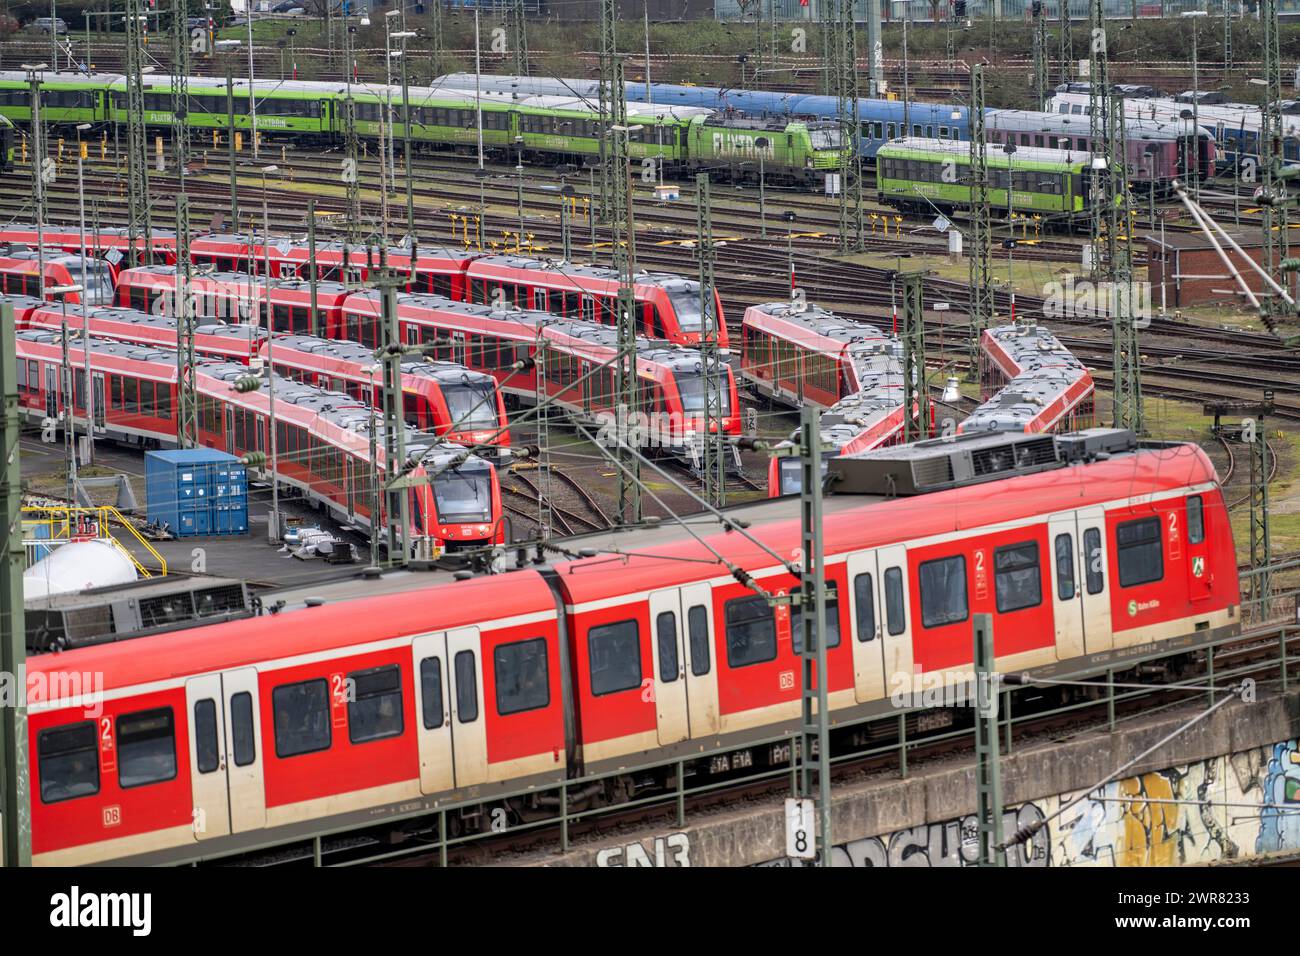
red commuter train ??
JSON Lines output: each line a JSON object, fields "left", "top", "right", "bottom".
{"left": 263, "top": 333, "right": 513, "bottom": 465}
{"left": 740, "top": 301, "right": 897, "bottom": 409}
{"left": 23, "top": 428, "right": 1240, "bottom": 863}
{"left": 115, "top": 266, "right": 354, "bottom": 336}
{"left": 18, "top": 300, "right": 266, "bottom": 363}
{"left": 960, "top": 323, "right": 1096, "bottom": 435}
{"left": 12, "top": 330, "right": 505, "bottom": 555}
{"left": 0, "top": 249, "right": 115, "bottom": 305}
{"left": 465, "top": 255, "right": 728, "bottom": 349}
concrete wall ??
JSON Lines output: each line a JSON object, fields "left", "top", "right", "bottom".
{"left": 518, "top": 689, "right": 1300, "bottom": 866}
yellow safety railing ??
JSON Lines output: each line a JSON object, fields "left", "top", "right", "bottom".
{"left": 21, "top": 505, "right": 167, "bottom": 578}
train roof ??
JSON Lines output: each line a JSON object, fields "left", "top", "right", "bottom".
{"left": 544, "top": 320, "right": 725, "bottom": 371}
{"left": 471, "top": 254, "right": 702, "bottom": 293}
{"left": 881, "top": 136, "right": 1091, "bottom": 166}
{"left": 987, "top": 108, "right": 1202, "bottom": 141}
{"left": 29, "top": 302, "right": 265, "bottom": 343}
{"left": 272, "top": 333, "right": 497, "bottom": 385}
{"left": 960, "top": 324, "right": 1092, "bottom": 434}
{"left": 18, "top": 328, "right": 177, "bottom": 368}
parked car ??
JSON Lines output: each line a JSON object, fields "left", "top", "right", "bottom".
{"left": 30, "top": 17, "right": 67, "bottom": 34}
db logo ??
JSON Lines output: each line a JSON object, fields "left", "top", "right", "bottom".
{"left": 102, "top": 805, "right": 122, "bottom": 828}
{"left": 779, "top": 671, "right": 795, "bottom": 691}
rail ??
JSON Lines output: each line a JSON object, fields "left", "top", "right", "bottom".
{"left": 21, "top": 505, "right": 167, "bottom": 578}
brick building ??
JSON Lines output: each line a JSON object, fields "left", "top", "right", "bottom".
{"left": 1145, "top": 232, "right": 1279, "bottom": 309}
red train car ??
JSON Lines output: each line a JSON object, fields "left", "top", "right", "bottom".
{"left": 0, "top": 249, "right": 115, "bottom": 305}
{"left": 740, "top": 301, "right": 896, "bottom": 409}
{"left": 116, "top": 266, "right": 352, "bottom": 335}
{"left": 0, "top": 293, "right": 50, "bottom": 325}
{"left": 21, "top": 302, "right": 266, "bottom": 363}
{"left": 339, "top": 291, "right": 553, "bottom": 402}
{"left": 0, "top": 224, "right": 171, "bottom": 280}
{"left": 465, "top": 255, "right": 729, "bottom": 350}
{"left": 13, "top": 331, "right": 502, "bottom": 554}
{"left": 537, "top": 321, "right": 742, "bottom": 467}
{"left": 960, "top": 323, "right": 1096, "bottom": 435}
{"left": 263, "top": 333, "right": 513, "bottom": 464}
{"left": 23, "top": 429, "right": 1240, "bottom": 864}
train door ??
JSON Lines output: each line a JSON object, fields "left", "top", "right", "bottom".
{"left": 447, "top": 627, "right": 489, "bottom": 786}
{"left": 185, "top": 674, "right": 232, "bottom": 842}
{"left": 647, "top": 589, "right": 690, "bottom": 746}
{"left": 1077, "top": 506, "right": 1113, "bottom": 652}
{"left": 412, "top": 634, "right": 455, "bottom": 794}
{"left": 451, "top": 331, "right": 466, "bottom": 365}
{"left": 1048, "top": 513, "right": 1085, "bottom": 661}
{"left": 224, "top": 407, "right": 235, "bottom": 454}
{"left": 680, "top": 582, "right": 719, "bottom": 737}
{"left": 846, "top": 550, "right": 888, "bottom": 702}
{"left": 91, "top": 373, "right": 106, "bottom": 433}
{"left": 44, "top": 365, "right": 58, "bottom": 420}
{"left": 222, "top": 667, "right": 266, "bottom": 833}
{"left": 875, "top": 544, "right": 913, "bottom": 693}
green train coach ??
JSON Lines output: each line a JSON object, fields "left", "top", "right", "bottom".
{"left": 0, "top": 71, "right": 846, "bottom": 188}
{"left": 876, "top": 137, "right": 1091, "bottom": 223}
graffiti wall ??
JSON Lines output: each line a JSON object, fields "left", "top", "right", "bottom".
{"left": 760, "top": 737, "right": 1300, "bottom": 867}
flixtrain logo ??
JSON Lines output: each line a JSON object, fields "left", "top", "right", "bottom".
{"left": 711, "top": 132, "right": 776, "bottom": 160}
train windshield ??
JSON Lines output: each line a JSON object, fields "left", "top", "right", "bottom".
{"left": 442, "top": 381, "right": 499, "bottom": 430}
{"left": 809, "top": 128, "right": 841, "bottom": 150}
{"left": 778, "top": 454, "right": 831, "bottom": 496}
{"left": 674, "top": 370, "right": 731, "bottom": 417}
{"left": 666, "top": 287, "right": 706, "bottom": 333}
{"left": 433, "top": 463, "right": 494, "bottom": 524}
{"left": 73, "top": 260, "right": 114, "bottom": 306}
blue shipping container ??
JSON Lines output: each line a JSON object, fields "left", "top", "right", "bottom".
{"left": 145, "top": 449, "right": 249, "bottom": 538}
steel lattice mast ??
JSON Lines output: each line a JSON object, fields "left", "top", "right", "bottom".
{"left": 510, "top": 0, "right": 529, "bottom": 76}
{"left": 967, "top": 65, "right": 993, "bottom": 375}
{"left": 831, "top": 0, "right": 863, "bottom": 252}
{"left": 124, "top": 0, "right": 151, "bottom": 269}
{"left": 597, "top": 0, "right": 617, "bottom": 225}
{"left": 697, "top": 173, "right": 725, "bottom": 507}
{"left": 1058, "top": 0, "right": 1072, "bottom": 87}
{"left": 609, "top": 55, "right": 641, "bottom": 525}
{"left": 173, "top": 0, "right": 196, "bottom": 447}
{"left": 1087, "top": 0, "right": 1107, "bottom": 266}
{"left": 1261, "top": 0, "right": 1289, "bottom": 334}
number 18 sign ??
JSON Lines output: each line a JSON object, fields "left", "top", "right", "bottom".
{"left": 785, "top": 798, "right": 815, "bottom": 861}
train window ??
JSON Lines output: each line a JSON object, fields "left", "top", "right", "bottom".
{"left": 117, "top": 707, "right": 178, "bottom": 789}
{"left": 655, "top": 612, "right": 680, "bottom": 683}
{"left": 1116, "top": 516, "right": 1163, "bottom": 588}
{"left": 853, "top": 573, "right": 876, "bottom": 641}
{"left": 886, "top": 122, "right": 895, "bottom": 139}
{"left": 231, "top": 691, "right": 256, "bottom": 767}
{"left": 994, "top": 542, "right": 1041, "bottom": 614}
{"left": 494, "top": 638, "right": 551, "bottom": 715}
{"left": 588, "top": 619, "right": 643, "bottom": 696}
{"left": 272, "top": 679, "right": 332, "bottom": 758}
{"left": 111, "top": 374, "right": 122, "bottom": 409}
{"left": 792, "top": 585, "right": 841, "bottom": 653}
{"left": 1188, "top": 495, "right": 1205, "bottom": 544}
{"left": 687, "top": 605, "right": 710, "bottom": 676}
{"left": 724, "top": 595, "right": 777, "bottom": 668}
{"left": 918, "top": 555, "right": 968, "bottom": 629}
{"left": 37, "top": 721, "right": 99, "bottom": 804}
{"left": 1055, "top": 533, "right": 1076, "bottom": 601}
{"left": 156, "top": 383, "right": 171, "bottom": 421}
{"left": 124, "top": 376, "right": 138, "bottom": 413}
{"left": 347, "top": 665, "right": 404, "bottom": 744}
{"left": 194, "top": 699, "right": 220, "bottom": 774}
{"left": 884, "top": 567, "right": 906, "bottom": 635}
{"left": 454, "top": 650, "right": 479, "bottom": 722}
